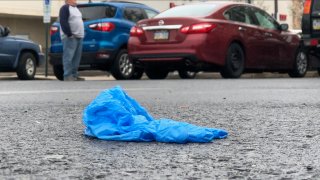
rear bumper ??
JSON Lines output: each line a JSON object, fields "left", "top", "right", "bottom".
{"left": 300, "top": 37, "right": 320, "bottom": 68}
{"left": 49, "top": 50, "right": 116, "bottom": 66}
{"left": 128, "top": 34, "right": 224, "bottom": 66}
{"left": 129, "top": 53, "right": 197, "bottom": 62}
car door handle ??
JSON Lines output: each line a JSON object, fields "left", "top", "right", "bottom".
{"left": 238, "top": 27, "right": 247, "bottom": 31}
{"left": 264, "top": 32, "right": 273, "bottom": 37}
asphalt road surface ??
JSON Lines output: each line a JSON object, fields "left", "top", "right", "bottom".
{"left": 0, "top": 77, "right": 319, "bottom": 179}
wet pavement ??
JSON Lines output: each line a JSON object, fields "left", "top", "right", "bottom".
{"left": 0, "top": 78, "right": 319, "bottom": 179}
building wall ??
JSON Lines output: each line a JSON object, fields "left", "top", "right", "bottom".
{"left": 0, "top": 17, "right": 48, "bottom": 46}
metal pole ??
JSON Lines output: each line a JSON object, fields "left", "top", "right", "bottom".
{"left": 274, "top": 0, "right": 278, "bottom": 20}
{"left": 45, "top": 23, "right": 49, "bottom": 77}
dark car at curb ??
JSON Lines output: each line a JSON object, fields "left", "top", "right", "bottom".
{"left": 301, "top": 0, "right": 320, "bottom": 75}
{"left": 0, "top": 26, "right": 44, "bottom": 80}
{"left": 49, "top": 1, "right": 158, "bottom": 80}
{"left": 128, "top": 2, "right": 308, "bottom": 79}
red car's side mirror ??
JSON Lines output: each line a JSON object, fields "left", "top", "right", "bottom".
{"left": 280, "top": 24, "right": 289, "bottom": 31}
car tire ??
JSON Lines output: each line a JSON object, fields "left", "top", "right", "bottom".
{"left": 318, "top": 68, "right": 320, "bottom": 76}
{"left": 16, "top": 52, "right": 36, "bottom": 80}
{"left": 53, "top": 65, "right": 64, "bottom": 81}
{"left": 111, "top": 49, "right": 134, "bottom": 80}
{"left": 220, "top": 43, "right": 245, "bottom": 79}
{"left": 178, "top": 70, "right": 197, "bottom": 79}
{"left": 288, "top": 48, "right": 308, "bottom": 78}
{"left": 131, "top": 67, "right": 144, "bottom": 79}
{"left": 145, "top": 66, "right": 169, "bottom": 79}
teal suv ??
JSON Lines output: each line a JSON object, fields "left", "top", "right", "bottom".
{"left": 49, "top": 1, "right": 158, "bottom": 80}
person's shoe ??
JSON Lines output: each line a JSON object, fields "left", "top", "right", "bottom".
{"left": 64, "top": 76, "right": 75, "bottom": 81}
{"left": 74, "top": 77, "right": 85, "bottom": 81}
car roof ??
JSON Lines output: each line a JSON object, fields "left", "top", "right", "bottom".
{"left": 78, "top": 1, "right": 153, "bottom": 9}
{"left": 180, "top": 1, "right": 252, "bottom": 8}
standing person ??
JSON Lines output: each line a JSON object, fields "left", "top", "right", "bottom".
{"left": 59, "top": 0, "right": 85, "bottom": 81}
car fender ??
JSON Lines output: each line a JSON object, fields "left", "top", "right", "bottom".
{"left": 112, "top": 32, "right": 130, "bottom": 50}
{"left": 223, "top": 37, "right": 246, "bottom": 66}
{"left": 210, "top": 21, "right": 247, "bottom": 66}
{"left": 13, "top": 42, "right": 40, "bottom": 68}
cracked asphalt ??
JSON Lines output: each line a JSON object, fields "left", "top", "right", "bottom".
{"left": 0, "top": 77, "right": 319, "bottom": 179}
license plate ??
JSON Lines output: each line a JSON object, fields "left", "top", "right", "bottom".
{"left": 313, "top": 19, "right": 320, "bottom": 30}
{"left": 154, "top": 30, "right": 169, "bottom": 40}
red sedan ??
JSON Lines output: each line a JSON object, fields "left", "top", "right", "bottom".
{"left": 128, "top": 2, "right": 308, "bottom": 79}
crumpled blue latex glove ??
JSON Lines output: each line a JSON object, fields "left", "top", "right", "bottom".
{"left": 83, "top": 86, "right": 228, "bottom": 143}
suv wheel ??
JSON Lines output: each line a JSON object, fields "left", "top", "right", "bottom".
{"left": 53, "top": 65, "right": 64, "bottom": 81}
{"left": 16, "top": 52, "right": 36, "bottom": 80}
{"left": 288, "top": 48, "right": 308, "bottom": 78}
{"left": 111, "top": 49, "right": 134, "bottom": 80}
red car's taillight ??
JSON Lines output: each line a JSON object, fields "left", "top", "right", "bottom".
{"left": 303, "top": 0, "right": 312, "bottom": 14}
{"left": 180, "top": 23, "right": 217, "bottom": 34}
{"left": 130, "top": 26, "right": 144, "bottom": 37}
{"left": 89, "top": 22, "right": 115, "bottom": 32}
{"left": 50, "top": 26, "right": 58, "bottom": 35}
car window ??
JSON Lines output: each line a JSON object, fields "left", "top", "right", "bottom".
{"left": 224, "top": 6, "right": 255, "bottom": 25}
{"left": 123, "top": 8, "right": 146, "bottom": 23}
{"left": 78, "top": 5, "right": 117, "bottom": 21}
{"left": 252, "top": 8, "right": 278, "bottom": 30}
{"left": 144, "top": 9, "right": 158, "bottom": 19}
{"left": 312, "top": 0, "right": 320, "bottom": 13}
{"left": 155, "top": 4, "right": 219, "bottom": 18}
{"left": 0, "top": 25, "right": 3, "bottom": 37}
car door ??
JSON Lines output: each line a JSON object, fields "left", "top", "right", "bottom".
{"left": 0, "top": 35, "right": 15, "bottom": 68}
{"left": 0, "top": 35, "right": 4, "bottom": 66}
{"left": 224, "top": 6, "right": 266, "bottom": 69}
{"left": 251, "top": 8, "right": 285, "bottom": 69}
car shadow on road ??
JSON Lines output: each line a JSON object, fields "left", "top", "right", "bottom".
{"left": 0, "top": 75, "right": 56, "bottom": 81}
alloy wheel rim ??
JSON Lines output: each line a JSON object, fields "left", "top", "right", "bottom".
{"left": 26, "top": 58, "right": 35, "bottom": 75}
{"left": 119, "top": 53, "right": 133, "bottom": 77}
{"left": 297, "top": 51, "right": 307, "bottom": 74}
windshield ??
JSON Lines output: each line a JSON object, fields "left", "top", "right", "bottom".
{"left": 155, "top": 4, "right": 219, "bottom": 18}
{"left": 78, "top": 5, "right": 117, "bottom": 21}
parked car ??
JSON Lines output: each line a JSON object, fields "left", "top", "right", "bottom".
{"left": 0, "top": 25, "right": 44, "bottom": 80}
{"left": 128, "top": 2, "right": 308, "bottom": 79}
{"left": 49, "top": 1, "right": 158, "bottom": 80}
{"left": 301, "top": 0, "right": 320, "bottom": 75}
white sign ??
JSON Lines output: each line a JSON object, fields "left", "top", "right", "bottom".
{"left": 43, "top": 0, "right": 51, "bottom": 23}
